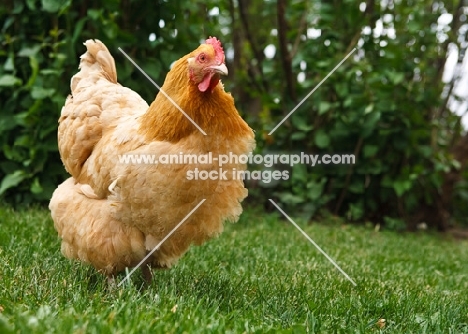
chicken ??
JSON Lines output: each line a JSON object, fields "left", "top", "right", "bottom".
{"left": 49, "top": 38, "right": 255, "bottom": 281}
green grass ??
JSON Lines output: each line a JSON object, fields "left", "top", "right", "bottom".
{"left": 0, "top": 205, "right": 467, "bottom": 333}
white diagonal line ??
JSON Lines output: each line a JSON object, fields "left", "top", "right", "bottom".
{"left": 118, "top": 199, "right": 206, "bottom": 287}
{"left": 118, "top": 48, "right": 207, "bottom": 136}
{"left": 268, "top": 199, "right": 357, "bottom": 286}
{"left": 268, "top": 48, "right": 357, "bottom": 135}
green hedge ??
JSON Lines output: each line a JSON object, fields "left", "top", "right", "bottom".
{"left": 1, "top": 0, "right": 467, "bottom": 229}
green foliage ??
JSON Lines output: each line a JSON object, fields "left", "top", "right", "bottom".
{"left": 0, "top": 1, "right": 70, "bottom": 203}
{"left": 1, "top": 0, "right": 467, "bottom": 229}
{"left": 241, "top": 0, "right": 466, "bottom": 229}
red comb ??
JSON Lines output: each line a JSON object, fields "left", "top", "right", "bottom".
{"left": 205, "top": 36, "right": 225, "bottom": 63}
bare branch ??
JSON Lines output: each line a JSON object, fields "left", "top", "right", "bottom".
{"left": 277, "top": 0, "right": 296, "bottom": 101}
{"left": 290, "top": 11, "right": 308, "bottom": 60}
{"left": 435, "top": 0, "right": 464, "bottom": 83}
{"left": 238, "top": 0, "right": 268, "bottom": 91}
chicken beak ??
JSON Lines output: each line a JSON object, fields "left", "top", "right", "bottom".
{"left": 209, "top": 63, "right": 228, "bottom": 76}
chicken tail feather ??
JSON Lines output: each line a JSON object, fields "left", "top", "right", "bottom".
{"left": 83, "top": 39, "right": 117, "bottom": 83}
{"left": 71, "top": 39, "right": 117, "bottom": 93}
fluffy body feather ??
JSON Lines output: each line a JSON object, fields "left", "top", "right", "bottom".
{"left": 49, "top": 39, "right": 255, "bottom": 276}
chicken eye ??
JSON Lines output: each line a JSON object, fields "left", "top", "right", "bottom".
{"left": 199, "top": 53, "right": 206, "bottom": 62}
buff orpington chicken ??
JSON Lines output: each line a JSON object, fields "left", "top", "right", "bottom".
{"left": 49, "top": 37, "right": 255, "bottom": 283}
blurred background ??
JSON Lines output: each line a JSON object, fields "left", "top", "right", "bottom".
{"left": 1, "top": 0, "right": 467, "bottom": 232}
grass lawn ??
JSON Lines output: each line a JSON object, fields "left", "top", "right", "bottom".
{"left": 0, "top": 205, "right": 467, "bottom": 333}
